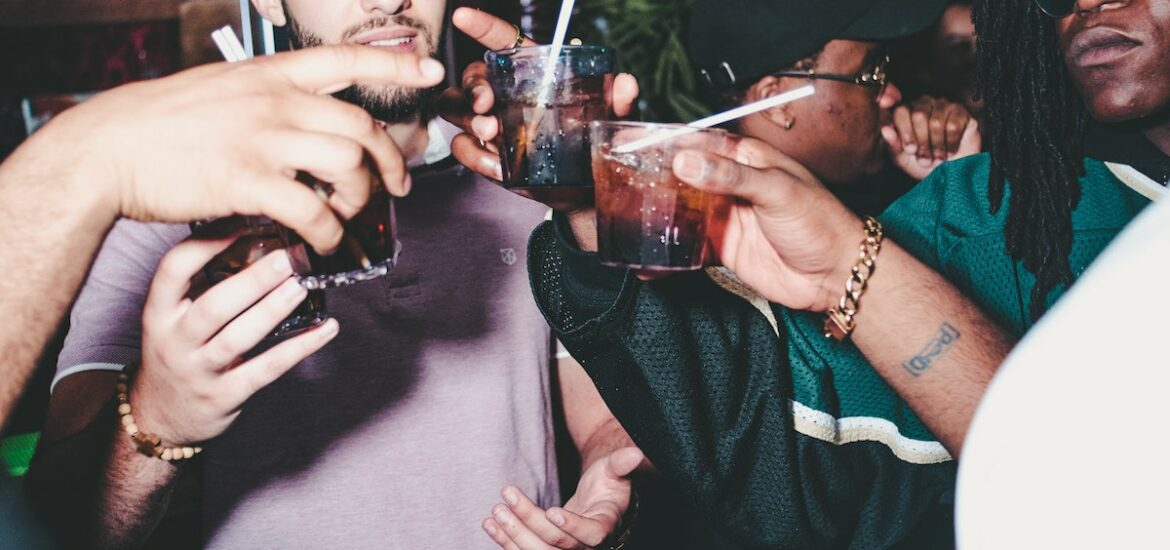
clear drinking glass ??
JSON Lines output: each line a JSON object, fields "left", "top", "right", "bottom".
{"left": 589, "top": 121, "right": 732, "bottom": 271}
{"left": 284, "top": 173, "right": 401, "bottom": 289}
{"left": 189, "top": 216, "right": 327, "bottom": 338}
{"left": 486, "top": 44, "right": 615, "bottom": 189}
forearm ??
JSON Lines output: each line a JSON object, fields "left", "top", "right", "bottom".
{"left": 0, "top": 131, "right": 117, "bottom": 421}
{"left": 577, "top": 417, "right": 637, "bottom": 470}
{"left": 27, "top": 394, "right": 180, "bottom": 549}
{"left": 564, "top": 209, "right": 598, "bottom": 252}
{"left": 850, "top": 241, "right": 1014, "bottom": 456}
{"left": 97, "top": 426, "right": 182, "bottom": 549}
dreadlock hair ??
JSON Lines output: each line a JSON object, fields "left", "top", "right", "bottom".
{"left": 974, "top": 0, "right": 1088, "bottom": 320}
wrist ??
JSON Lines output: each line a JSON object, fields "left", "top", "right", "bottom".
{"left": 814, "top": 216, "right": 870, "bottom": 312}
{"left": 603, "top": 484, "right": 638, "bottom": 550}
{"left": 12, "top": 112, "right": 122, "bottom": 227}
{"left": 564, "top": 208, "right": 598, "bottom": 252}
{"left": 821, "top": 216, "right": 884, "bottom": 341}
{"left": 121, "top": 363, "right": 202, "bottom": 460}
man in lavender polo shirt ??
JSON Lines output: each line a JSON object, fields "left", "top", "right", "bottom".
{"left": 24, "top": 2, "right": 644, "bottom": 549}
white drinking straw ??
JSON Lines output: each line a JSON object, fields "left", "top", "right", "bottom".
{"left": 222, "top": 26, "right": 249, "bottom": 62}
{"left": 211, "top": 26, "right": 248, "bottom": 62}
{"left": 612, "top": 84, "right": 816, "bottom": 153}
{"left": 211, "top": 29, "right": 238, "bottom": 62}
{"left": 535, "top": 0, "right": 577, "bottom": 104}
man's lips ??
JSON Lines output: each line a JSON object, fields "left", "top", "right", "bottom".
{"left": 1068, "top": 27, "right": 1141, "bottom": 68}
{"left": 352, "top": 28, "right": 419, "bottom": 51}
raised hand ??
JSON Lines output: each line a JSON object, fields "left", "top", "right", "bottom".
{"left": 482, "top": 447, "right": 644, "bottom": 549}
{"left": 33, "top": 45, "right": 445, "bottom": 253}
{"left": 882, "top": 95, "right": 982, "bottom": 180}
{"left": 131, "top": 236, "right": 338, "bottom": 446}
{"left": 440, "top": 8, "right": 638, "bottom": 199}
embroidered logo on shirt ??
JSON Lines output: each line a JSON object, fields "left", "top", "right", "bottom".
{"left": 500, "top": 248, "right": 518, "bottom": 266}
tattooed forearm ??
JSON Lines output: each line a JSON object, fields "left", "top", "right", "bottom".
{"left": 903, "top": 322, "right": 961, "bottom": 376}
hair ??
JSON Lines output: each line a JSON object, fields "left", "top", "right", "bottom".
{"left": 974, "top": 0, "right": 1088, "bottom": 320}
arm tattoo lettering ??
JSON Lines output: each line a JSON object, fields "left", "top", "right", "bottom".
{"left": 902, "top": 322, "right": 960, "bottom": 377}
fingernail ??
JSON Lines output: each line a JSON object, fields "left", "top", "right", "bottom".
{"left": 484, "top": 523, "right": 497, "bottom": 536}
{"left": 472, "top": 85, "right": 489, "bottom": 104}
{"left": 675, "top": 152, "right": 707, "bottom": 181}
{"left": 480, "top": 156, "right": 502, "bottom": 180}
{"left": 281, "top": 279, "right": 307, "bottom": 300}
{"left": 319, "top": 318, "right": 340, "bottom": 337}
{"left": 402, "top": 173, "right": 413, "bottom": 195}
{"left": 472, "top": 116, "right": 495, "bottom": 138}
{"left": 420, "top": 59, "right": 445, "bottom": 80}
{"left": 503, "top": 491, "right": 517, "bottom": 506}
{"left": 493, "top": 507, "right": 511, "bottom": 525}
{"left": 547, "top": 511, "right": 565, "bottom": 526}
{"left": 272, "top": 250, "right": 292, "bottom": 274}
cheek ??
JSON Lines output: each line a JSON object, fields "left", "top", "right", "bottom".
{"left": 1081, "top": 54, "right": 1170, "bottom": 122}
{"left": 287, "top": 3, "right": 345, "bottom": 41}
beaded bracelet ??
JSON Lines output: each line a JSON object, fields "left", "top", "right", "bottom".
{"left": 117, "top": 363, "right": 203, "bottom": 462}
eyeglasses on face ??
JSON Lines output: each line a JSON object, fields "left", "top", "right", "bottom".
{"left": 1034, "top": 0, "right": 1075, "bottom": 17}
{"left": 771, "top": 53, "right": 890, "bottom": 89}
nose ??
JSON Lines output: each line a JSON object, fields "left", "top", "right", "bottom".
{"left": 361, "top": 0, "right": 411, "bottom": 15}
{"left": 1073, "top": 0, "right": 1127, "bottom": 15}
{"left": 878, "top": 81, "right": 902, "bottom": 109}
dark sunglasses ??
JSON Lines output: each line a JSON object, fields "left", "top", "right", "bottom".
{"left": 1035, "top": 0, "right": 1075, "bottom": 17}
{"left": 772, "top": 53, "right": 890, "bottom": 89}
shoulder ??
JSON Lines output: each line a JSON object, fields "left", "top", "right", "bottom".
{"left": 882, "top": 154, "right": 995, "bottom": 228}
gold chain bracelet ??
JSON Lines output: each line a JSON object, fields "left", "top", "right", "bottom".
{"left": 117, "top": 363, "right": 203, "bottom": 462}
{"left": 823, "top": 216, "right": 884, "bottom": 341}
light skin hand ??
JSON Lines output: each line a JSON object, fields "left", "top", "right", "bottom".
{"left": 882, "top": 96, "right": 981, "bottom": 180}
{"left": 482, "top": 447, "right": 644, "bottom": 550}
{"left": 48, "top": 45, "right": 444, "bottom": 253}
{"left": 132, "top": 237, "right": 339, "bottom": 446}
{"left": 440, "top": 7, "right": 639, "bottom": 197}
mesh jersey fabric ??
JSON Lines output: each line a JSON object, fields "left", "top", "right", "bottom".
{"left": 526, "top": 153, "right": 1150, "bottom": 548}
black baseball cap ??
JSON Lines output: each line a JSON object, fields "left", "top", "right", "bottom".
{"left": 689, "top": 0, "right": 949, "bottom": 91}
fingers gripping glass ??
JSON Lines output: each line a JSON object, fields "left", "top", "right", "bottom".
{"left": 1034, "top": 0, "right": 1075, "bottom": 17}
{"left": 772, "top": 54, "right": 890, "bottom": 88}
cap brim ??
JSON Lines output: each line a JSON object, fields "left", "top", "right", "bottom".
{"left": 837, "top": 0, "right": 950, "bottom": 40}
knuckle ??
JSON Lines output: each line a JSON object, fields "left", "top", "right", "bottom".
{"left": 184, "top": 298, "right": 215, "bottom": 330}
{"left": 581, "top": 530, "right": 607, "bottom": 547}
{"left": 327, "top": 45, "right": 360, "bottom": 69}
{"left": 206, "top": 338, "right": 242, "bottom": 367}
{"left": 341, "top": 104, "right": 376, "bottom": 133}
{"left": 156, "top": 250, "right": 193, "bottom": 284}
{"left": 551, "top": 534, "right": 578, "bottom": 548}
{"left": 331, "top": 140, "right": 366, "bottom": 171}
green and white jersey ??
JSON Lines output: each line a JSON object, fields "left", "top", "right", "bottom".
{"left": 527, "top": 153, "right": 1151, "bottom": 549}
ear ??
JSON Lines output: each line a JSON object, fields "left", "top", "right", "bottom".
{"left": 746, "top": 76, "right": 796, "bottom": 128}
{"left": 251, "top": 0, "right": 288, "bottom": 27}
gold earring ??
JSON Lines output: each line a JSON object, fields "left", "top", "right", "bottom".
{"left": 783, "top": 118, "right": 795, "bottom": 130}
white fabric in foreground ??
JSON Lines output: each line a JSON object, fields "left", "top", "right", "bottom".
{"left": 957, "top": 197, "right": 1170, "bottom": 549}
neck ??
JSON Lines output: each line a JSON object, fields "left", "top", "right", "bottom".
{"left": 1143, "top": 123, "right": 1170, "bottom": 158}
{"left": 382, "top": 115, "right": 430, "bottom": 163}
